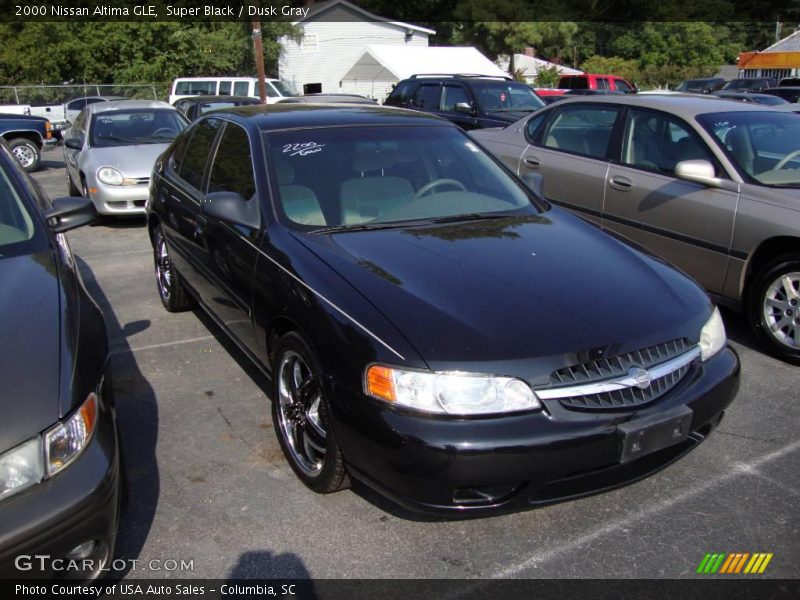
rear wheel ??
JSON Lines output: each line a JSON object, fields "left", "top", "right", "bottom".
{"left": 271, "top": 332, "right": 349, "bottom": 493}
{"left": 748, "top": 255, "right": 800, "bottom": 365}
{"left": 152, "top": 226, "right": 194, "bottom": 312}
{"left": 9, "top": 138, "right": 40, "bottom": 172}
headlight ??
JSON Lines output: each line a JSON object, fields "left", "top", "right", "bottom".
{"left": 699, "top": 307, "right": 726, "bottom": 361}
{"left": 0, "top": 438, "right": 43, "bottom": 501}
{"left": 96, "top": 166, "right": 124, "bottom": 185}
{"left": 44, "top": 392, "right": 98, "bottom": 477}
{"left": 366, "top": 365, "right": 541, "bottom": 415}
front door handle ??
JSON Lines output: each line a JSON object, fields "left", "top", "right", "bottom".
{"left": 609, "top": 175, "right": 633, "bottom": 190}
{"left": 523, "top": 156, "right": 540, "bottom": 168}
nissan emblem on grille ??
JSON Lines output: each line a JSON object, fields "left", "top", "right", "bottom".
{"left": 629, "top": 367, "right": 651, "bottom": 389}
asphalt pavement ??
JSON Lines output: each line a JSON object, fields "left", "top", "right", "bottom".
{"left": 31, "top": 153, "right": 799, "bottom": 580}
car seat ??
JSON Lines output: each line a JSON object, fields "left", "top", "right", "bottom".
{"left": 275, "top": 160, "right": 325, "bottom": 226}
{"left": 339, "top": 146, "right": 414, "bottom": 224}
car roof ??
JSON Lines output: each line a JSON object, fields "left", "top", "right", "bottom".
{"left": 213, "top": 104, "right": 453, "bottom": 130}
{"left": 553, "top": 93, "right": 781, "bottom": 117}
{"left": 67, "top": 95, "right": 127, "bottom": 102}
{"left": 181, "top": 95, "right": 261, "bottom": 103}
{"left": 87, "top": 99, "right": 175, "bottom": 114}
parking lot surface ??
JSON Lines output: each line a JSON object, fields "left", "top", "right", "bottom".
{"left": 32, "top": 155, "right": 799, "bottom": 579}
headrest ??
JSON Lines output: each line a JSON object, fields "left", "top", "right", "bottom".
{"left": 352, "top": 146, "right": 397, "bottom": 173}
{"left": 275, "top": 159, "right": 294, "bottom": 185}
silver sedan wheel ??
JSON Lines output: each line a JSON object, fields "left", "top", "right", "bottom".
{"left": 762, "top": 271, "right": 800, "bottom": 349}
{"left": 12, "top": 143, "right": 36, "bottom": 169}
{"left": 276, "top": 351, "right": 326, "bottom": 476}
{"left": 154, "top": 233, "right": 173, "bottom": 302}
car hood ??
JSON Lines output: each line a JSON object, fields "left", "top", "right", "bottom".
{"left": 0, "top": 250, "right": 62, "bottom": 452}
{"left": 86, "top": 143, "right": 172, "bottom": 178}
{"left": 295, "top": 210, "right": 711, "bottom": 382}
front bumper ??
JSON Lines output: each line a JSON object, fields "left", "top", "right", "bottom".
{"left": 86, "top": 179, "right": 149, "bottom": 216}
{"left": 0, "top": 404, "right": 120, "bottom": 579}
{"left": 332, "top": 346, "right": 740, "bottom": 515}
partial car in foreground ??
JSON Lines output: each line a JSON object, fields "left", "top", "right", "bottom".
{"left": 146, "top": 104, "right": 739, "bottom": 514}
{"left": 0, "top": 139, "right": 119, "bottom": 578}
{"left": 63, "top": 100, "right": 188, "bottom": 216}
{"left": 277, "top": 93, "right": 377, "bottom": 105}
{"left": 762, "top": 86, "right": 800, "bottom": 103}
{"left": 471, "top": 95, "right": 800, "bottom": 363}
{"left": 721, "top": 77, "right": 776, "bottom": 93}
{"left": 712, "top": 91, "right": 788, "bottom": 106}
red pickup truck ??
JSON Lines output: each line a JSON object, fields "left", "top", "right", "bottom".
{"left": 536, "top": 74, "right": 637, "bottom": 100}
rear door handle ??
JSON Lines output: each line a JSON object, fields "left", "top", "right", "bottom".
{"left": 609, "top": 175, "right": 633, "bottom": 190}
{"left": 523, "top": 156, "right": 540, "bottom": 168}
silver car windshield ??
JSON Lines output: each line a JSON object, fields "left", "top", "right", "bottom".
{"left": 90, "top": 109, "right": 187, "bottom": 147}
{"left": 263, "top": 125, "right": 537, "bottom": 231}
{"left": 699, "top": 111, "right": 800, "bottom": 187}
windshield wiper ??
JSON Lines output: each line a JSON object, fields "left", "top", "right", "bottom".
{"left": 429, "top": 213, "right": 511, "bottom": 224}
{"left": 309, "top": 221, "right": 416, "bottom": 234}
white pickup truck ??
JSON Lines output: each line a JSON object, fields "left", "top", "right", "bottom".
{"left": 0, "top": 103, "right": 68, "bottom": 131}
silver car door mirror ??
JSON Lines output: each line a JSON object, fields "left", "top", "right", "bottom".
{"left": 454, "top": 102, "right": 473, "bottom": 114}
{"left": 675, "top": 160, "right": 740, "bottom": 193}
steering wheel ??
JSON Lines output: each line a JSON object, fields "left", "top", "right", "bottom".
{"left": 414, "top": 178, "right": 467, "bottom": 199}
{"left": 772, "top": 149, "right": 800, "bottom": 171}
{"left": 151, "top": 127, "right": 175, "bottom": 137}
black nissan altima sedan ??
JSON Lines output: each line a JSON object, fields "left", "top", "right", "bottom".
{"left": 146, "top": 104, "right": 740, "bottom": 514}
{"left": 0, "top": 139, "right": 120, "bottom": 576}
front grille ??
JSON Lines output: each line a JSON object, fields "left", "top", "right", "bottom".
{"left": 540, "top": 338, "right": 698, "bottom": 411}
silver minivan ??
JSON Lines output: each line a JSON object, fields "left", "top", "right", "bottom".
{"left": 472, "top": 95, "right": 800, "bottom": 364}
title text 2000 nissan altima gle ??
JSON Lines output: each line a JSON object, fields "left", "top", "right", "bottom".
{"left": 145, "top": 105, "right": 739, "bottom": 514}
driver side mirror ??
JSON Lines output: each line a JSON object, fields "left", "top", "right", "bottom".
{"left": 44, "top": 196, "right": 97, "bottom": 233}
{"left": 675, "top": 160, "right": 740, "bottom": 193}
{"left": 454, "top": 102, "right": 474, "bottom": 114}
{"left": 64, "top": 137, "right": 83, "bottom": 150}
{"left": 201, "top": 191, "right": 261, "bottom": 230}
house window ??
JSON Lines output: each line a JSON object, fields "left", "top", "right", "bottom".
{"left": 301, "top": 33, "right": 319, "bottom": 53}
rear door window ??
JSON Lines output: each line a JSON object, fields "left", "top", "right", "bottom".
{"left": 219, "top": 81, "right": 232, "bottom": 95}
{"left": 178, "top": 118, "right": 222, "bottom": 191}
{"left": 441, "top": 85, "right": 470, "bottom": 111}
{"left": 541, "top": 105, "right": 620, "bottom": 159}
{"left": 208, "top": 124, "right": 257, "bottom": 200}
{"left": 412, "top": 84, "right": 442, "bottom": 110}
{"left": 233, "top": 81, "right": 250, "bottom": 96}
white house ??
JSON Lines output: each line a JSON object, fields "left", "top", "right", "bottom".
{"left": 339, "top": 46, "right": 510, "bottom": 101}
{"left": 496, "top": 50, "right": 582, "bottom": 85}
{"left": 278, "top": 0, "right": 435, "bottom": 97}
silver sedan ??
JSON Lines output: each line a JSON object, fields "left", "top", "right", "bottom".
{"left": 471, "top": 95, "right": 800, "bottom": 363}
{"left": 63, "top": 100, "right": 188, "bottom": 216}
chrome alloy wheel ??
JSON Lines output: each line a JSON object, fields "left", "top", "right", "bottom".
{"left": 154, "top": 232, "right": 173, "bottom": 302}
{"left": 276, "top": 351, "right": 327, "bottom": 476}
{"left": 763, "top": 271, "right": 800, "bottom": 349}
{"left": 12, "top": 143, "right": 36, "bottom": 169}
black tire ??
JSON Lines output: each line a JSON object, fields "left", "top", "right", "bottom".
{"left": 271, "top": 332, "right": 350, "bottom": 493}
{"left": 9, "top": 138, "right": 40, "bottom": 172}
{"left": 152, "top": 225, "right": 194, "bottom": 312}
{"left": 66, "top": 168, "right": 80, "bottom": 196}
{"left": 748, "top": 254, "right": 800, "bottom": 365}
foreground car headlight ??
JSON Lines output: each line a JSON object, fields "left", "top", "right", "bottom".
{"left": 44, "top": 392, "right": 98, "bottom": 477}
{"left": 97, "top": 166, "right": 124, "bottom": 185}
{"left": 0, "top": 438, "right": 43, "bottom": 501}
{"left": 700, "top": 307, "right": 726, "bottom": 361}
{"left": 366, "top": 365, "right": 541, "bottom": 415}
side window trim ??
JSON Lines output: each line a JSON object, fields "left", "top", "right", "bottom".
{"left": 173, "top": 118, "right": 224, "bottom": 195}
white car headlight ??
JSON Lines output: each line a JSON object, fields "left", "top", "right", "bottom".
{"left": 366, "top": 365, "right": 541, "bottom": 415}
{"left": 699, "top": 307, "right": 726, "bottom": 361}
{"left": 0, "top": 437, "right": 43, "bottom": 501}
{"left": 44, "top": 392, "right": 98, "bottom": 477}
{"left": 96, "top": 166, "right": 124, "bottom": 185}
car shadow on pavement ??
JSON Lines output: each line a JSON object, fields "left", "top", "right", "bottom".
{"left": 91, "top": 215, "right": 148, "bottom": 230}
{"left": 719, "top": 306, "right": 761, "bottom": 354}
{"left": 227, "top": 550, "right": 317, "bottom": 585}
{"left": 74, "top": 256, "right": 160, "bottom": 578}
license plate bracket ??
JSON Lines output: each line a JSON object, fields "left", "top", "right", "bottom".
{"left": 618, "top": 405, "right": 693, "bottom": 463}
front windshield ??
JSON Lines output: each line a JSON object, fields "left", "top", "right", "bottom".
{"left": 724, "top": 80, "right": 754, "bottom": 90}
{"left": 90, "top": 109, "right": 188, "bottom": 147}
{"left": 470, "top": 81, "right": 545, "bottom": 112}
{"left": 264, "top": 125, "right": 537, "bottom": 230}
{"left": 271, "top": 80, "right": 299, "bottom": 97}
{"left": 698, "top": 111, "right": 800, "bottom": 186}
{"left": 752, "top": 95, "right": 786, "bottom": 106}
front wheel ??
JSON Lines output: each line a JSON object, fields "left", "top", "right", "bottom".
{"left": 9, "top": 138, "right": 40, "bottom": 172}
{"left": 748, "top": 255, "right": 800, "bottom": 365}
{"left": 271, "top": 332, "right": 349, "bottom": 493}
{"left": 152, "top": 226, "right": 194, "bottom": 312}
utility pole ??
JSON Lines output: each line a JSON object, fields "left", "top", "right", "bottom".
{"left": 251, "top": 10, "right": 267, "bottom": 103}
{"left": 775, "top": 20, "right": 782, "bottom": 44}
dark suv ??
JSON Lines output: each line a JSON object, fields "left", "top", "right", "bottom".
{"left": 384, "top": 74, "right": 544, "bottom": 130}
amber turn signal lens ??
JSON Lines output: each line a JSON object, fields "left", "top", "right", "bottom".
{"left": 366, "top": 365, "right": 396, "bottom": 402}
